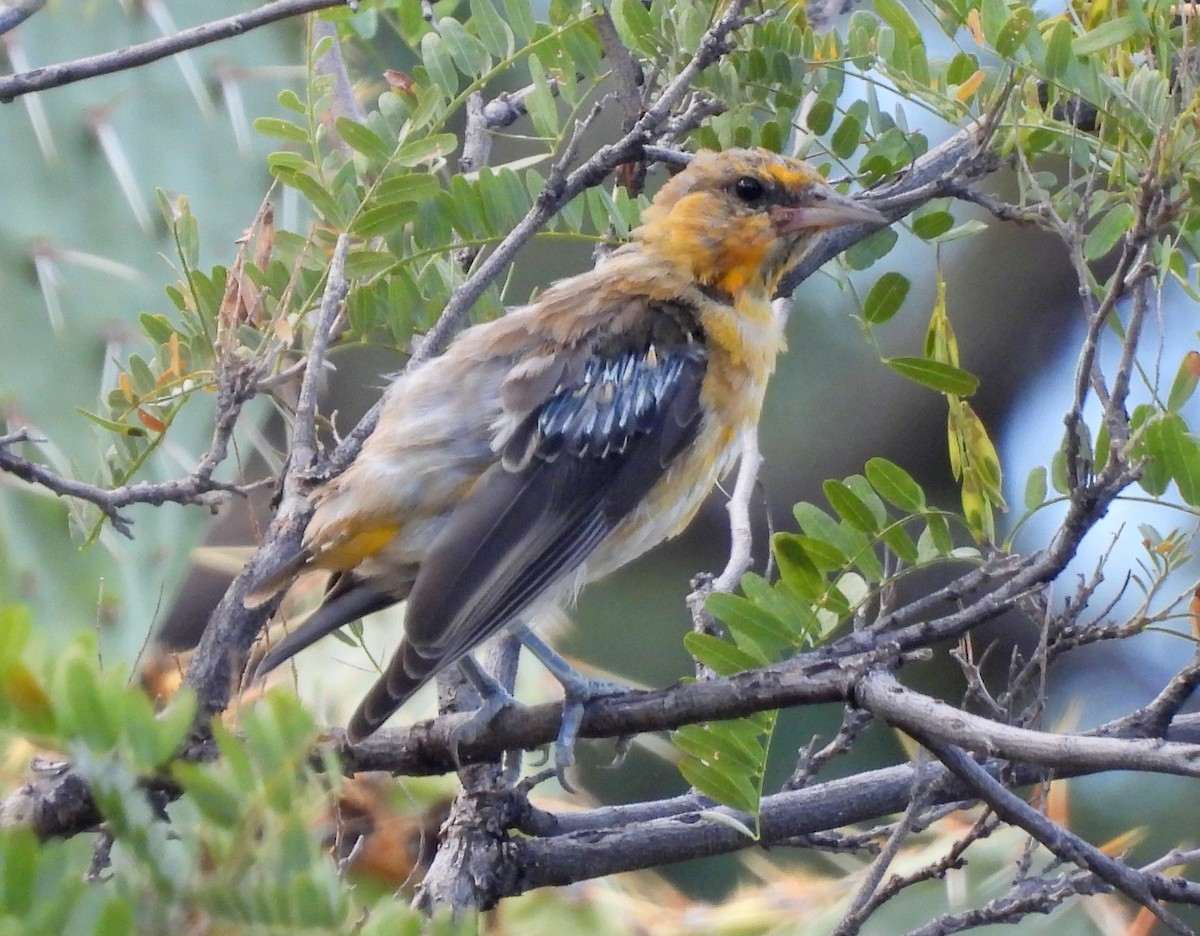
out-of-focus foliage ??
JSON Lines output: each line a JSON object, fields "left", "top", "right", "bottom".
{"left": 0, "top": 1, "right": 296, "bottom": 655}
{"left": 4, "top": 0, "right": 1200, "bottom": 930}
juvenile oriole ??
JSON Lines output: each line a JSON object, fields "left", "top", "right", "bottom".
{"left": 248, "top": 148, "right": 883, "bottom": 767}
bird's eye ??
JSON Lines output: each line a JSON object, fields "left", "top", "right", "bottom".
{"left": 733, "top": 176, "right": 766, "bottom": 203}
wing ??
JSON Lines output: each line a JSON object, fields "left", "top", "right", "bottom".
{"left": 346, "top": 338, "right": 708, "bottom": 740}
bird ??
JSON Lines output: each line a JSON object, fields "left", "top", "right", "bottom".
{"left": 246, "top": 147, "right": 884, "bottom": 775}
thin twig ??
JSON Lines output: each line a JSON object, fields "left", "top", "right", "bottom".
{"left": 0, "top": 360, "right": 255, "bottom": 538}
{"left": 0, "top": 0, "right": 350, "bottom": 102}
{"left": 918, "top": 736, "right": 1193, "bottom": 935}
{"left": 834, "top": 758, "right": 937, "bottom": 936}
{"left": 291, "top": 233, "right": 350, "bottom": 476}
{"left": 711, "top": 422, "right": 763, "bottom": 592}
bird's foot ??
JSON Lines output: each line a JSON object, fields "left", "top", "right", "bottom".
{"left": 553, "top": 676, "right": 629, "bottom": 792}
{"left": 513, "top": 624, "right": 632, "bottom": 791}
{"left": 450, "top": 656, "right": 522, "bottom": 771}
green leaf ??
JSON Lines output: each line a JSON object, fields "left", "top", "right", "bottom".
{"left": 1168, "top": 352, "right": 1200, "bottom": 412}
{"left": 174, "top": 763, "right": 242, "bottom": 827}
{"left": 674, "top": 724, "right": 762, "bottom": 772}
{"left": 121, "top": 691, "right": 166, "bottom": 773}
{"left": 706, "top": 593, "right": 792, "bottom": 657}
{"left": 612, "top": 0, "right": 658, "bottom": 54}
{"left": 912, "top": 209, "right": 954, "bottom": 241}
{"left": 471, "top": 0, "right": 514, "bottom": 57}
{"left": 277, "top": 88, "right": 305, "bottom": 114}
{"left": 76, "top": 408, "right": 146, "bottom": 437}
{"left": 139, "top": 313, "right": 174, "bottom": 345}
{"left": 995, "top": 6, "right": 1035, "bottom": 57}
{"left": 773, "top": 533, "right": 825, "bottom": 599}
{"left": 845, "top": 474, "right": 889, "bottom": 528}
{"left": 979, "top": 0, "right": 1008, "bottom": 47}
{"left": 792, "top": 535, "right": 850, "bottom": 572}
{"left": 946, "top": 51, "right": 978, "bottom": 85}
{"left": 1024, "top": 465, "right": 1048, "bottom": 510}
{"left": 153, "top": 691, "right": 196, "bottom": 768}
{"left": 393, "top": 133, "right": 457, "bottom": 168}
{"left": 874, "top": 0, "right": 921, "bottom": 41}
{"left": 1083, "top": 203, "right": 1133, "bottom": 260}
{"left": 335, "top": 117, "right": 390, "bottom": 163}
{"left": 678, "top": 758, "right": 759, "bottom": 814}
{"left": 792, "top": 503, "right": 870, "bottom": 561}
{"left": 831, "top": 113, "right": 862, "bottom": 159}
{"left": 881, "top": 524, "right": 920, "bottom": 562}
{"left": 505, "top": 0, "right": 535, "bottom": 42}
{"left": 438, "top": 17, "right": 492, "bottom": 78}
{"left": 1, "top": 829, "right": 38, "bottom": 916}
{"left": 351, "top": 203, "right": 419, "bottom": 239}
{"left": 420, "top": 32, "right": 458, "bottom": 93}
{"left": 1072, "top": 15, "right": 1139, "bottom": 54}
{"left": 925, "top": 512, "right": 953, "bottom": 554}
{"left": 1044, "top": 20, "right": 1074, "bottom": 79}
{"left": 845, "top": 227, "right": 898, "bottom": 269}
{"left": 682, "top": 633, "right": 760, "bottom": 676}
{"left": 862, "top": 271, "right": 910, "bottom": 325}
{"left": 524, "top": 54, "right": 559, "bottom": 139}
{"left": 267, "top": 151, "right": 307, "bottom": 174}
{"left": 253, "top": 117, "right": 309, "bottom": 143}
{"left": 93, "top": 896, "right": 135, "bottom": 936}
{"left": 823, "top": 479, "right": 879, "bottom": 532}
{"left": 1049, "top": 446, "right": 1070, "bottom": 495}
{"left": 808, "top": 99, "right": 835, "bottom": 134}
{"left": 886, "top": 357, "right": 979, "bottom": 395}
{"left": 279, "top": 171, "right": 344, "bottom": 224}
{"left": 1155, "top": 413, "right": 1200, "bottom": 506}
{"left": 865, "top": 457, "right": 926, "bottom": 511}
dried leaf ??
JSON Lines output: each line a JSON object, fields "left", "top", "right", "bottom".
{"left": 966, "top": 8, "right": 985, "bottom": 43}
{"left": 384, "top": 70, "right": 417, "bottom": 96}
{"left": 955, "top": 69, "right": 985, "bottom": 102}
{"left": 137, "top": 408, "right": 167, "bottom": 433}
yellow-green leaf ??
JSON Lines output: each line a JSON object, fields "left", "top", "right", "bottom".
{"left": 887, "top": 357, "right": 979, "bottom": 395}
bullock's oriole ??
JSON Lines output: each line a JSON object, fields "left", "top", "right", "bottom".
{"left": 247, "top": 148, "right": 883, "bottom": 774}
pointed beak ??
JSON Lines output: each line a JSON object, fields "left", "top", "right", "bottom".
{"left": 770, "top": 188, "right": 886, "bottom": 233}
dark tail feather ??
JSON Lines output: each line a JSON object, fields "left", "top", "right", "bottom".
{"left": 243, "top": 547, "right": 313, "bottom": 609}
{"left": 347, "top": 642, "right": 436, "bottom": 742}
{"left": 253, "top": 585, "right": 395, "bottom": 679}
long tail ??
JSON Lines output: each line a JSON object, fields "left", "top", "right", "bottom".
{"left": 253, "top": 584, "right": 395, "bottom": 679}
{"left": 346, "top": 641, "right": 442, "bottom": 742}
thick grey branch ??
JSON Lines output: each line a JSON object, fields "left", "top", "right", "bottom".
{"left": 856, "top": 671, "right": 1200, "bottom": 780}
{"left": 0, "top": 0, "right": 45, "bottom": 36}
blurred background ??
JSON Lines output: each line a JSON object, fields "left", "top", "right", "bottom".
{"left": 1, "top": 0, "right": 1197, "bottom": 924}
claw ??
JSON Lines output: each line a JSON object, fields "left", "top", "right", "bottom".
{"left": 449, "top": 655, "right": 520, "bottom": 768}
{"left": 515, "top": 625, "right": 630, "bottom": 789}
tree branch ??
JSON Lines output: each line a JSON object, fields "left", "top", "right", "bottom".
{"left": 917, "top": 736, "right": 1194, "bottom": 935}
{"left": 0, "top": 354, "right": 257, "bottom": 538}
{"left": 0, "top": 0, "right": 44, "bottom": 37}
{"left": 0, "top": 0, "right": 350, "bottom": 102}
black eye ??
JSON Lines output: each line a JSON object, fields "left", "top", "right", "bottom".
{"left": 733, "top": 175, "right": 766, "bottom": 203}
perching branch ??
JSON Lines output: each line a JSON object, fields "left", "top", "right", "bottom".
{"left": 0, "top": 0, "right": 350, "bottom": 102}
{"left": 917, "top": 736, "right": 1194, "bottom": 935}
{"left": 0, "top": 0, "right": 44, "bottom": 37}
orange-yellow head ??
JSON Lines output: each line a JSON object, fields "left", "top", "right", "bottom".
{"left": 635, "top": 149, "right": 883, "bottom": 301}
